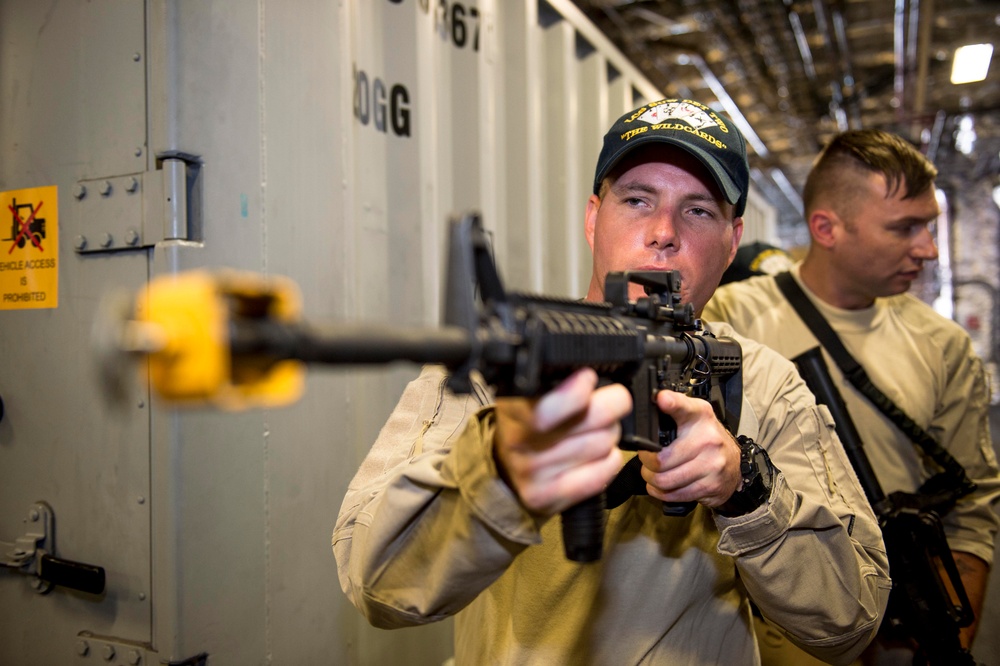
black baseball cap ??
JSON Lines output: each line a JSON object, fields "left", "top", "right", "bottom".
{"left": 720, "top": 242, "right": 794, "bottom": 284}
{"left": 592, "top": 99, "right": 750, "bottom": 217}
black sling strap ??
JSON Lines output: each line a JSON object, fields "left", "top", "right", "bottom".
{"left": 774, "top": 271, "right": 976, "bottom": 499}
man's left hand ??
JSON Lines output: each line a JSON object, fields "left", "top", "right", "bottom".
{"left": 636, "top": 390, "right": 743, "bottom": 508}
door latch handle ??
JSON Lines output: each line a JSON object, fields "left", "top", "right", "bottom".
{"left": 1, "top": 501, "right": 106, "bottom": 595}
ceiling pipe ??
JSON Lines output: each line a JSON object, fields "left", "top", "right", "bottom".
{"left": 810, "top": 0, "right": 861, "bottom": 130}
{"left": 786, "top": 8, "right": 817, "bottom": 81}
{"left": 684, "top": 53, "right": 770, "bottom": 158}
{"left": 782, "top": 0, "right": 841, "bottom": 139}
{"left": 894, "top": 0, "right": 907, "bottom": 119}
{"left": 809, "top": 0, "right": 845, "bottom": 132}
{"left": 768, "top": 167, "right": 805, "bottom": 215}
{"left": 926, "top": 108, "right": 946, "bottom": 162}
{"left": 830, "top": 8, "right": 863, "bottom": 129}
{"left": 913, "top": 0, "right": 934, "bottom": 118}
{"left": 629, "top": 8, "right": 698, "bottom": 38}
{"left": 907, "top": 0, "right": 921, "bottom": 75}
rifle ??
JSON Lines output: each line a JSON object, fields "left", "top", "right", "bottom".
{"left": 793, "top": 347, "right": 976, "bottom": 666}
{"left": 96, "top": 212, "right": 743, "bottom": 563}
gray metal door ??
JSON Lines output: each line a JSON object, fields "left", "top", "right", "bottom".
{"left": 0, "top": 1, "right": 153, "bottom": 663}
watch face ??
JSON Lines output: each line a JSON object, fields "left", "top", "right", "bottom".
{"left": 718, "top": 437, "right": 774, "bottom": 517}
{"left": 752, "top": 446, "right": 774, "bottom": 492}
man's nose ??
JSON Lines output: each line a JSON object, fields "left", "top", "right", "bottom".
{"left": 913, "top": 226, "right": 939, "bottom": 261}
{"left": 647, "top": 212, "right": 678, "bottom": 249}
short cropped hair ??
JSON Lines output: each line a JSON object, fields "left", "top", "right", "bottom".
{"left": 803, "top": 129, "right": 938, "bottom": 217}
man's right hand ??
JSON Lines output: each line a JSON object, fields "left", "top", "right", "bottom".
{"left": 492, "top": 368, "right": 632, "bottom": 516}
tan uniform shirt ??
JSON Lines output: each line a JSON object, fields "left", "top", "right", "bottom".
{"left": 704, "top": 266, "right": 1000, "bottom": 564}
{"left": 334, "top": 325, "right": 890, "bottom": 665}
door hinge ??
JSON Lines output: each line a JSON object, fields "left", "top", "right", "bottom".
{"left": 72, "top": 151, "right": 203, "bottom": 254}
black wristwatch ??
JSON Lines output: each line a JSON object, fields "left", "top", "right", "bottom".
{"left": 716, "top": 436, "right": 776, "bottom": 517}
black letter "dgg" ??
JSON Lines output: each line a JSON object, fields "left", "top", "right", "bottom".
{"left": 354, "top": 64, "right": 412, "bottom": 138}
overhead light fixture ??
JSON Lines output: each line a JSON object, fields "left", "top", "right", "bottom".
{"left": 950, "top": 43, "right": 993, "bottom": 84}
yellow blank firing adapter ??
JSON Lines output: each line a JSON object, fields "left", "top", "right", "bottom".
{"left": 97, "top": 271, "right": 305, "bottom": 410}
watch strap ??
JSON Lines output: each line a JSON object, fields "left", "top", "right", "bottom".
{"left": 716, "top": 436, "right": 774, "bottom": 517}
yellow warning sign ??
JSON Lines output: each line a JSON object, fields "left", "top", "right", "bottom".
{"left": 0, "top": 185, "right": 59, "bottom": 310}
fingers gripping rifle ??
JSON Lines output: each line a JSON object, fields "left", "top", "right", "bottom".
{"left": 96, "top": 213, "right": 743, "bottom": 563}
{"left": 793, "top": 348, "right": 976, "bottom": 666}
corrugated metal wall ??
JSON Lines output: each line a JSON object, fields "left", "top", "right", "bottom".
{"left": 0, "top": 1, "right": 778, "bottom": 664}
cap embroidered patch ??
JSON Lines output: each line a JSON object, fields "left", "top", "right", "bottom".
{"left": 636, "top": 101, "right": 720, "bottom": 130}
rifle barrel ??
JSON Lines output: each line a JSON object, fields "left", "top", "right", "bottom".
{"left": 231, "top": 319, "right": 474, "bottom": 367}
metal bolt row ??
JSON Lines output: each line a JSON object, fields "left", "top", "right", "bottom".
{"left": 74, "top": 639, "right": 143, "bottom": 664}
{"left": 73, "top": 229, "right": 141, "bottom": 251}
{"left": 73, "top": 176, "right": 143, "bottom": 251}
{"left": 73, "top": 177, "right": 141, "bottom": 201}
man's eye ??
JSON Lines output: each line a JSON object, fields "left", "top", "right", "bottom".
{"left": 895, "top": 224, "right": 925, "bottom": 236}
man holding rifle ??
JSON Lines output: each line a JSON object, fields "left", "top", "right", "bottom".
{"left": 705, "top": 129, "right": 1000, "bottom": 664}
{"left": 334, "top": 98, "right": 890, "bottom": 665}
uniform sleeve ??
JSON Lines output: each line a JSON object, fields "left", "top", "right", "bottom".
{"left": 332, "top": 365, "right": 543, "bottom": 628}
{"left": 712, "top": 331, "right": 892, "bottom": 665}
{"left": 934, "top": 334, "right": 1000, "bottom": 564}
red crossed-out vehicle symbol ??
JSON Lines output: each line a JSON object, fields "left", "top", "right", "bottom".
{"left": 6, "top": 198, "right": 45, "bottom": 254}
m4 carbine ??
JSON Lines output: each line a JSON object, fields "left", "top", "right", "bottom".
{"left": 96, "top": 213, "right": 743, "bottom": 563}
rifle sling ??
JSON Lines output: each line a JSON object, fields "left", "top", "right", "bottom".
{"left": 774, "top": 272, "right": 974, "bottom": 495}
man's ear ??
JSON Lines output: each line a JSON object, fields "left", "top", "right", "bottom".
{"left": 584, "top": 194, "right": 600, "bottom": 251}
{"left": 809, "top": 209, "right": 839, "bottom": 249}
{"left": 728, "top": 216, "right": 745, "bottom": 264}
